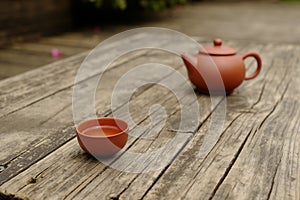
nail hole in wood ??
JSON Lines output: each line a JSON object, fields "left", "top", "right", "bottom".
{"left": 28, "top": 177, "right": 37, "bottom": 184}
{"left": 0, "top": 165, "right": 5, "bottom": 173}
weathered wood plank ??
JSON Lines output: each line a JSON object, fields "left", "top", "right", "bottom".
{"left": 0, "top": 32, "right": 149, "bottom": 118}
{"left": 138, "top": 43, "right": 274, "bottom": 200}
{"left": 211, "top": 51, "right": 300, "bottom": 200}
{"left": 0, "top": 31, "right": 103, "bottom": 80}
{"left": 212, "top": 100, "right": 300, "bottom": 200}
{"left": 0, "top": 39, "right": 239, "bottom": 195}
{"left": 3, "top": 38, "right": 294, "bottom": 200}
{"left": 0, "top": 84, "right": 198, "bottom": 200}
{"left": 0, "top": 62, "right": 39, "bottom": 80}
{"left": 0, "top": 51, "right": 87, "bottom": 117}
{"left": 104, "top": 42, "right": 266, "bottom": 200}
{"left": 10, "top": 42, "right": 89, "bottom": 56}
{"left": 0, "top": 31, "right": 204, "bottom": 187}
{"left": 0, "top": 35, "right": 209, "bottom": 196}
{"left": 0, "top": 49, "right": 55, "bottom": 66}
{"left": 0, "top": 41, "right": 248, "bottom": 199}
{"left": 0, "top": 59, "right": 198, "bottom": 199}
{"left": 142, "top": 44, "right": 300, "bottom": 200}
{"left": 0, "top": 30, "right": 202, "bottom": 118}
{"left": 0, "top": 49, "right": 186, "bottom": 185}
{"left": 39, "top": 32, "right": 108, "bottom": 49}
{"left": 65, "top": 68, "right": 209, "bottom": 200}
{"left": 1, "top": 28, "right": 203, "bottom": 184}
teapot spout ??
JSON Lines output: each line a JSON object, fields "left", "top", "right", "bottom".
{"left": 181, "top": 53, "right": 197, "bottom": 72}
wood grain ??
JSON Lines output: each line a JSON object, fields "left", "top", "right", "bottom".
{"left": 0, "top": 49, "right": 184, "bottom": 185}
{"left": 1, "top": 40, "right": 299, "bottom": 200}
{"left": 0, "top": 49, "right": 55, "bottom": 66}
{"left": 0, "top": 32, "right": 148, "bottom": 118}
{"left": 10, "top": 42, "right": 89, "bottom": 56}
{"left": 0, "top": 31, "right": 104, "bottom": 80}
{"left": 143, "top": 44, "right": 300, "bottom": 200}
{"left": 0, "top": 32, "right": 201, "bottom": 186}
{"left": 0, "top": 40, "right": 241, "bottom": 198}
{"left": 39, "top": 32, "right": 107, "bottom": 49}
{"left": 0, "top": 58, "right": 198, "bottom": 199}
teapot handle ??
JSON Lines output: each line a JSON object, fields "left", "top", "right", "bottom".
{"left": 242, "top": 52, "right": 262, "bottom": 80}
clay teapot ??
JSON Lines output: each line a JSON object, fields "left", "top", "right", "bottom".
{"left": 182, "top": 39, "right": 262, "bottom": 95}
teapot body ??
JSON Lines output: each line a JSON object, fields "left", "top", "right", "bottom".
{"left": 182, "top": 39, "right": 262, "bottom": 95}
{"left": 184, "top": 53, "right": 245, "bottom": 94}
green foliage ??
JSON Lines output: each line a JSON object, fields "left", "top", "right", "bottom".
{"left": 114, "top": 0, "right": 127, "bottom": 10}
{"left": 88, "top": 0, "right": 103, "bottom": 8}
{"left": 86, "top": 0, "right": 188, "bottom": 11}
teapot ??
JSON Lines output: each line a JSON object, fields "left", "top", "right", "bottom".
{"left": 182, "top": 39, "right": 262, "bottom": 95}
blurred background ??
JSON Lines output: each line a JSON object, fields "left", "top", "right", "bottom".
{"left": 1, "top": 0, "right": 200, "bottom": 46}
{"left": 0, "top": 0, "right": 299, "bottom": 80}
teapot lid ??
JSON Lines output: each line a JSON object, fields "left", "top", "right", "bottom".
{"left": 199, "top": 39, "right": 236, "bottom": 56}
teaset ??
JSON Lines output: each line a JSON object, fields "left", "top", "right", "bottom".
{"left": 76, "top": 38, "right": 262, "bottom": 157}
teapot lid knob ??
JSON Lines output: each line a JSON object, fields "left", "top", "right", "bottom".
{"left": 214, "top": 39, "right": 222, "bottom": 46}
{"left": 199, "top": 38, "right": 236, "bottom": 55}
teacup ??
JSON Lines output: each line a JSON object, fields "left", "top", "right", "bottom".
{"left": 76, "top": 117, "right": 129, "bottom": 157}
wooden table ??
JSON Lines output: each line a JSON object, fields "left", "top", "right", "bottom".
{"left": 0, "top": 33, "right": 299, "bottom": 200}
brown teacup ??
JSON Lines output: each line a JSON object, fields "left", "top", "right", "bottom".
{"left": 76, "top": 117, "right": 128, "bottom": 157}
